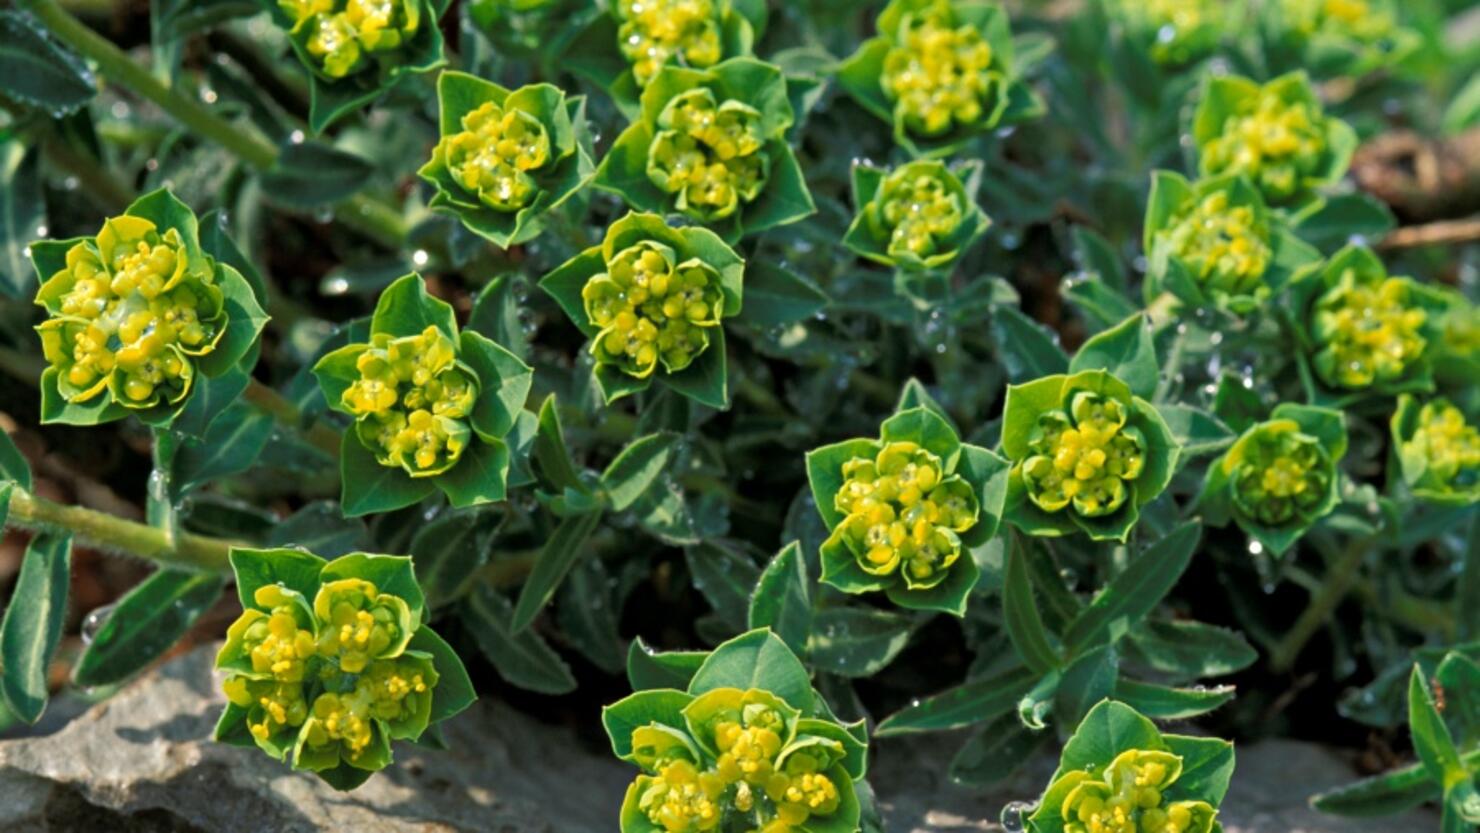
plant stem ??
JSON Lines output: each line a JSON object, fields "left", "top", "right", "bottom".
{"left": 1269, "top": 537, "right": 1371, "bottom": 673}
{"left": 23, "top": 0, "right": 409, "bottom": 249}
{"left": 4, "top": 487, "right": 236, "bottom": 573}
{"left": 242, "top": 379, "right": 342, "bottom": 459}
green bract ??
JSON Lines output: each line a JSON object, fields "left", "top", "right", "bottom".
{"left": 1025, "top": 700, "right": 1233, "bottom": 833}
{"left": 30, "top": 189, "right": 268, "bottom": 428}
{"left": 1192, "top": 71, "right": 1357, "bottom": 207}
{"left": 1391, "top": 395, "right": 1480, "bottom": 506}
{"left": 1143, "top": 171, "right": 1320, "bottom": 316}
{"left": 1199, "top": 404, "right": 1347, "bottom": 556}
{"left": 1001, "top": 369, "right": 1180, "bottom": 542}
{"left": 539, "top": 211, "right": 744, "bottom": 408}
{"left": 419, "top": 72, "right": 595, "bottom": 247}
{"left": 566, "top": 0, "right": 767, "bottom": 118}
{"left": 602, "top": 629, "right": 868, "bottom": 833}
{"left": 312, "top": 274, "right": 532, "bottom": 515}
{"left": 1263, "top": 0, "right": 1419, "bottom": 79}
{"left": 594, "top": 58, "right": 814, "bottom": 243}
{"left": 1285, "top": 245, "right": 1450, "bottom": 405}
{"left": 837, "top": 0, "right": 1043, "bottom": 158}
{"left": 1110, "top": 0, "right": 1235, "bottom": 67}
{"left": 842, "top": 159, "right": 990, "bottom": 273}
{"left": 213, "top": 547, "right": 474, "bottom": 791}
{"left": 806, "top": 404, "right": 1008, "bottom": 615}
{"left": 266, "top": 0, "right": 449, "bottom": 132}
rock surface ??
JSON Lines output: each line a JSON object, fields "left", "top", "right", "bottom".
{"left": 0, "top": 646, "right": 1441, "bottom": 832}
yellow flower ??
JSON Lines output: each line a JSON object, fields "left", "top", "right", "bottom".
{"left": 312, "top": 578, "right": 408, "bottom": 673}
{"left": 1311, "top": 268, "right": 1427, "bottom": 390}
{"left": 1280, "top": 0, "right": 1395, "bottom": 44}
{"left": 1161, "top": 190, "right": 1271, "bottom": 300}
{"left": 615, "top": 0, "right": 724, "bottom": 86}
{"left": 1021, "top": 393, "right": 1145, "bottom": 518}
{"left": 636, "top": 759, "right": 726, "bottom": 832}
{"left": 1061, "top": 750, "right": 1215, "bottom": 833}
{"left": 876, "top": 164, "right": 964, "bottom": 259}
{"left": 1200, "top": 88, "right": 1328, "bottom": 203}
{"left": 582, "top": 241, "right": 725, "bottom": 378}
{"left": 439, "top": 100, "right": 553, "bottom": 212}
{"left": 343, "top": 326, "right": 477, "bottom": 475}
{"left": 223, "top": 675, "right": 310, "bottom": 744}
{"left": 881, "top": 1, "right": 998, "bottom": 137}
{"left": 647, "top": 89, "right": 769, "bottom": 223}
{"left": 1411, "top": 400, "right": 1480, "bottom": 493}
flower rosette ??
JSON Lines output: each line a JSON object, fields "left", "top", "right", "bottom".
{"left": 1025, "top": 700, "right": 1233, "bottom": 833}
{"left": 837, "top": 0, "right": 1044, "bottom": 158}
{"left": 312, "top": 274, "right": 532, "bottom": 515}
{"left": 805, "top": 404, "right": 1009, "bottom": 615}
{"left": 1001, "top": 369, "right": 1180, "bottom": 543}
{"left": 1109, "top": 0, "right": 1234, "bottom": 68}
{"left": 602, "top": 629, "right": 868, "bottom": 833}
{"left": 1199, "top": 404, "right": 1347, "bottom": 556}
{"left": 213, "top": 548, "right": 473, "bottom": 791}
{"left": 30, "top": 189, "right": 268, "bottom": 428}
{"left": 565, "top": 0, "right": 767, "bottom": 118}
{"left": 540, "top": 211, "right": 744, "bottom": 408}
{"left": 1391, "top": 395, "right": 1480, "bottom": 506}
{"left": 418, "top": 72, "right": 595, "bottom": 248}
{"left": 1262, "top": 0, "right": 1419, "bottom": 79}
{"left": 842, "top": 159, "right": 991, "bottom": 274}
{"left": 594, "top": 58, "right": 814, "bottom": 243}
{"left": 1142, "top": 171, "right": 1320, "bottom": 316}
{"left": 265, "top": 0, "right": 449, "bottom": 132}
{"left": 1284, "top": 245, "right": 1450, "bottom": 406}
{"left": 1192, "top": 71, "right": 1357, "bottom": 208}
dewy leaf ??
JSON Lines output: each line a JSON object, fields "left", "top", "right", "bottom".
{"left": 261, "top": 140, "right": 376, "bottom": 208}
{"left": 1062, "top": 520, "right": 1203, "bottom": 654}
{"left": 874, "top": 666, "right": 1037, "bottom": 735}
{"left": 687, "top": 628, "right": 814, "bottom": 713}
{"left": 1124, "top": 619, "right": 1257, "bottom": 682}
{"left": 1114, "top": 679, "right": 1236, "bottom": 720}
{"left": 733, "top": 261, "right": 829, "bottom": 328}
{"left": 0, "top": 11, "right": 97, "bottom": 116}
{"left": 168, "top": 402, "right": 274, "bottom": 495}
{"left": 0, "top": 424, "right": 33, "bottom": 490}
{"left": 685, "top": 541, "right": 763, "bottom": 631}
{"left": 0, "top": 532, "right": 72, "bottom": 723}
{"left": 1003, "top": 533, "right": 1061, "bottom": 674}
{"left": 0, "top": 140, "right": 43, "bottom": 299}
{"left": 465, "top": 585, "right": 576, "bottom": 695}
{"left": 510, "top": 510, "right": 602, "bottom": 633}
{"left": 72, "top": 568, "right": 224, "bottom": 687}
{"left": 949, "top": 712, "right": 1051, "bottom": 786}
{"left": 557, "top": 559, "right": 626, "bottom": 674}
{"left": 1312, "top": 758, "right": 1450, "bottom": 818}
{"left": 411, "top": 508, "right": 498, "bottom": 609}
{"left": 992, "top": 305, "right": 1069, "bottom": 381}
{"left": 531, "top": 394, "right": 586, "bottom": 495}
{"left": 1069, "top": 313, "right": 1158, "bottom": 401}
{"left": 627, "top": 636, "right": 707, "bottom": 691}
{"left": 1408, "top": 664, "right": 1468, "bottom": 788}
{"left": 805, "top": 608, "right": 912, "bottom": 679}
{"left": 602, "top": 432, "right": 679, "bottom": 512}
{"left": 748, "top": 542, "right": 812, "bottom": 656}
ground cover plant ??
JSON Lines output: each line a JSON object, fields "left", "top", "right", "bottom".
{"left": 0, "top": 0, "right": 1477, "bottom": 829}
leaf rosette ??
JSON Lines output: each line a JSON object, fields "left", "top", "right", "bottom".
{"left": 31, "top": 189, "right": 267, "bottom": 428}
{"left": 419, "top": 72, "right": 595, "bottom": 248}
{"left": 1143, "top": 171, "right": 1320, "bottom": 316}
{"left": 1192, "top": 71, "right": 1357, "bottom": 208}
{"left": 1285, "top": 245, "right": 1451, "bottom": 406}
{"left": 214, "top": 547, "right": 474, "bottom": 791}
{"left": 540, "top": 211, "right": 744, "bottom": 408}
{"left": 313, "top": 274, "right": 532, "bottom": 515}
{"left": 1025, "top": 700, "right": 1233, "bottom": 833}
{"left": 1199, "top": 404, "right": 1347, "bottom": 556}
{"left": 594, "top": 58, "right": 814, "bottom": 243}
{"left": 842, "top": 159, "right": 991, "bottom": 273}
{"left": 1261, "top": 0, "right": 1419, "bottom": 80}
{"left": 264, "top": 0, "right": 450, "bottom": 132}
{"left": 1001, "top": 370, "right": 1180, "bottom": 543}
{"left": 1390, "top": 395, "right": 1480, "bottom": 506}
{"left": 837, "top": 0, "right": 1044, "bottom": 158}
{"left": 806, "top": 404, "right": 1009, "bottom": 616}
{"left": 1109, "top": 0, "right": 1236, "bottom": 67}
{"left": 602, "top": 629, "right": 868, "bottom": 833}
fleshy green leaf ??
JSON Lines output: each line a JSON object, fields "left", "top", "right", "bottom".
{"left": 733, "top": 261, "right": 829, "bottom": 328}
{"left": 627, "top": 636, "right": 707, "bottom": 691}
{"left": 0, "top": 140, "right": 43, "bottom": 299}
{"left": 602, "top": 432, "right": 679, "bottom": 512}
{"left": 0, "top": 533, "right": 71, "bottom": 723}
{"left": 748, "top": 542, "right": 812, "bottom": 656}
{"left": 874, "top": 665, "right": 1037, "bottom": 735}
{"left": 465, "top": 585, "right": 576, "bottom": 694}
{"left": 687, "top": 628, "right": 814, "bottom": 713}
{"left": 1004, "top": 533, "right": 1061, "bottom": 674}
{"left": 1114, "top": 679, "right": 1235, "bottom": 720}
{"left": 1062, "top": 520, "right": 1202, "bottom": 654}
{"left": 1069, "top": 313, "right": 1158, "bottom": 401}
{"left": 804, "top": 608, "right": 911, "bottom": 679}
{"left": 72, "top": 569, "right": 224, "bottom": 687}
{"left": 511, "top": 510, "right": 602, "bottom": 633}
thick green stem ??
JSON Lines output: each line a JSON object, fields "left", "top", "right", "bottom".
{"left": 1270, "top": 538, "right": 1371, "bottom": 673}
{"left": 23, "top": 0, "right": 409, "bottom": 249}
{"left": 5, "top": 487, "right": 236, "bottom": 573}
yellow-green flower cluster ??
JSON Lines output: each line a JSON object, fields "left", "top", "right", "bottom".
{"left": 279, "top": 0, "right": 421, "bottom": 79}
{"left": 875, "top": 164, "right": 965, "bottom": 259}
{"left": 1407, "top": 399, "right": 1479, "bottom": 496}
{"left": 881, "top": 1, "right": 997, "bottom": 137}
{"left": 1228, "top": 421, "right": 1332, "bottom": 527}
{"left": 36, "top": 215, "right": 223, "bottom": 410}
{"left": 1161, "top": 190, "right": 1271, "bottom": 300}
{"left": 436, "top": 100, "right": 552, "bottom": 212}
{"left": 341, "top": 325, "right": 478, "bottom": 476}
{"left": 1199, "top": 88, "right": 1328, "bottom": 204}
{"left": 581, "top": 240, "right": 725, "bottom": 378}
{"left": 832, "top": 441, "right": 978, "bottom": 588}
{"left": 647, "top": 88, "right": 769, "bottom": 222}
{"left": 623, "top": 689, "right": 848, "bottom": 833}
{"left": 1021, "top": 393, "right": 1146, "bottom": 519}
{"left": 1310, "top": 267, "right": 1427, "bottom": 390}
{"left": 1060, "top": 750, "right": 1216, "bottom": 833}
{"left": 1115, "top": 0, "right": 1225, "bottom": 66}
{"left": 219, "top": 579, "right": 430, "bottom": 766}
{"left": 1280, "top": 0, "right": 1394, "bottom": 46}
{"left": 615, "top": 0, "right": 723, "bottom": 87}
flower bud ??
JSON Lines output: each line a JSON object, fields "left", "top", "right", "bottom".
{"left": 582, "top": 240, "right": 724, "bottom": 378}
{"left": 1311, "top": 269, "right": 1427, "bottom": 390}
{"left": 1199, "top": 82, "right": 1332, "bottom": 204}
{"left": 881, "top": 3, "right": 999, "bottom": 138}
{"left": 646, "top": 89, "right": 769, "bottom": 223}
{"left": 1022, "top": 393, "right": 1145, "bottom": 519}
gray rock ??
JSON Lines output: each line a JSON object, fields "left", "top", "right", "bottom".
{"left": 0, "top": 647, "right": 1443, "bottom": 832}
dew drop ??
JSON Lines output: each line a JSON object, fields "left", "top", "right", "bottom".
{"left": 82, "top": 603, "right": 116, "bottom": 645}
